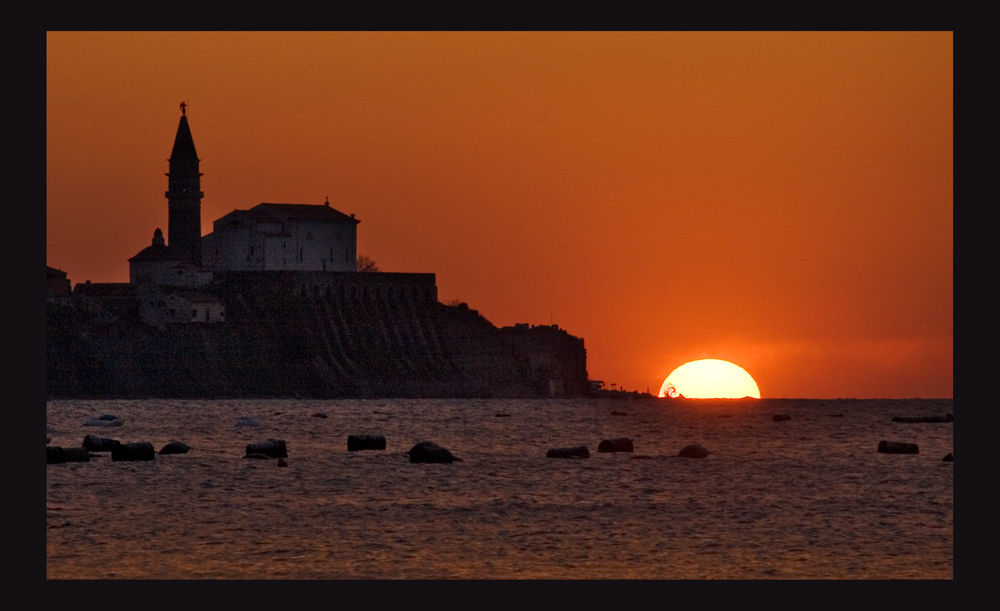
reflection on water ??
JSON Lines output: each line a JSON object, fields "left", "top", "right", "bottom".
{"left": 47, "top": 397, "right": 953, "bottom": 579}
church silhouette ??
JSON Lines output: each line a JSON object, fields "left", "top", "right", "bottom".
{"left": 48, "top": 107, "right": 590, "bottom": 399}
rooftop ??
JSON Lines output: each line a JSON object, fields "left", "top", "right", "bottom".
{"left": 254, "top": 203, "right": 359, "bottom": 224}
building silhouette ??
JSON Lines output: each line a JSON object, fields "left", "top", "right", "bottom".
{"left": 202, "top": 203, "right": 359, "bottom": 273}
{"left": 47, "top": 107, "right": 590, "bottom": 399}
{"left": 165, "top": 110, "right": 203, "bottom": 265}
{"left": 130, "top": 110, "right": 363, "bottom": 285}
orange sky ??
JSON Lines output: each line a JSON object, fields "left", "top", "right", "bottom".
{"left": 46, "top": 32, "right": 953, "bottom": 399}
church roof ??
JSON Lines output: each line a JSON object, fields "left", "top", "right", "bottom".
{"left": 169, "top": 115, "right": 198, "bottom": 161}
{"left": 216, "top": 208, "right": 276, "bottom": 228}
{"left": 253, "top": 203, "right": 359, "bottom": 224}
{"left": 128, "top": 243, "right": 181, "bottom": 263}
{"left": 129, "top": 228, "right": 181, "bottom": 263}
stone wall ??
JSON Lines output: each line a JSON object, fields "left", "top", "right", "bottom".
{"left": 47, "top": 272, "right": 588, "bottom": 399}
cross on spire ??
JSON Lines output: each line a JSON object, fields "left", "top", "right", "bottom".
{"left": 180, "top": 101, "right": 187, "bottom": 116}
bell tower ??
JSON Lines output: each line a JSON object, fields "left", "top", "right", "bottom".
{"left": 165, "top": 102, "right": 203, "bottom": 265}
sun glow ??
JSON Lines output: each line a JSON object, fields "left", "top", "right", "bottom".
{"left": 659, "top": 359, "right": 761, "bottom": 399}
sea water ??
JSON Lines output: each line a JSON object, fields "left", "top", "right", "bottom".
{"left": 46, "top": 397, "right": 953, "bottom": 579}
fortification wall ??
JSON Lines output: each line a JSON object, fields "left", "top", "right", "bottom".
{"left": 47, "top": 272, "right": 587, "bottom": 399}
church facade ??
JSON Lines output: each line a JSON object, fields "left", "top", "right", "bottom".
{"left": 201, "top": 202, "right": 359, "bottom": 273}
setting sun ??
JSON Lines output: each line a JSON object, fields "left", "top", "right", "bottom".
{"left": 659, "top": 359, "right": 761, "bottom": 399}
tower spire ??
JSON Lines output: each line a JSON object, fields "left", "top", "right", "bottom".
{"left": 165, "top": 108, "right": 203, "bottom": 265}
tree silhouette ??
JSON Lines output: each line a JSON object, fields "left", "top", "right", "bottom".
{"left": 357, "top": 254, "right": 380, "bottom": 272}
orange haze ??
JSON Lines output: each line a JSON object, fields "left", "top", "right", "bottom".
{"left": 46, "top": 32, "right": 953, "bottom": 399}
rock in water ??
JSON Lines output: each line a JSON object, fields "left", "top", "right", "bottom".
{"left": 942, "top": 452, "right": 953, "bottom": 462}
{"left": 546, "top": 445, "right": 590, "bottom": 459}
{"left": 347, "top": 434, "right": 386, "bottom": 451}
{"left": 597, "top": 438, "right": 634, "bottom": 453}
{"left": 891, "top": 414, "right": 953, "bottom": 423}
{"left": 47, "top": 446, "right": 91, "bottom": 464}
{"left": 408, "top": 441, "right": 461, "bottom": 463}
{"left": 772, "top": 414, "right": 792, "bottom": 422}
{"left": 46, "top": 446, "right": 65, "bottom": 464}
{"left": 245, "top": 439, "right": 287, "bottom": 458}
{"left": 877, "top": 440, "right": 919, "bottom": 455}
{"left": 112, "top": 442, "right": 156, "bottom": 461}
{"left": 82, "top": 435, "right": 121, "bottom": 452}
{"left": 678, "top": 443, "right": 709, "bottom": 458}
{"left": 84, "top": 418, "right": 123, "bottom": 427}
{"left": 159, "top": 441, "right": 190, "bottom": 455}
{"left": 64, "top": 447, "right": 92, "bottom": 461}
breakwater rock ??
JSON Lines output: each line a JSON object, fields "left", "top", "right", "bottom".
{"left": 408, "top": 441, "right": 461, "bottom": 463}
{"left": 159, "top": 441, "right": 190, "bottom": 454}
{"left": 82, "top": 435, "right": 120, "bottom": 452}
{"left": 111, "top": 442, "right": 156, "bottom": 461}
{"left": 347, "top": 434, "right": 386, "bottom": 451}
{"left": 47, "top": 446, "right": 91, "bottom": 464}
{"left": 891, "top": 414, "right": 953, "bottom": 423}
{"left": 245, "top": 439, "right": 287, "bottom": 458}
{"left": 84, "top": 417, "right": 123, "bottom": 427}
{"left": 597, "top": 438, "right": 634, "bottom": 453}
{"left": 878, "top": 440, "right": 919, "bottom": 455}
{"left": 678, "top": 443, "right": 709, "bottom": 458}
{"left": 546, "top": 445, "right": 590, "bottom": 459}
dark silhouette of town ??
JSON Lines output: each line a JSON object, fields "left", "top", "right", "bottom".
{"left": 47, "top": 108, "right": 592, "bottom": 399}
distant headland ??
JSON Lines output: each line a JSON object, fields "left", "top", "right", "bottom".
{"left": 47, "top": 108, "right": 591, "bottom": 399}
